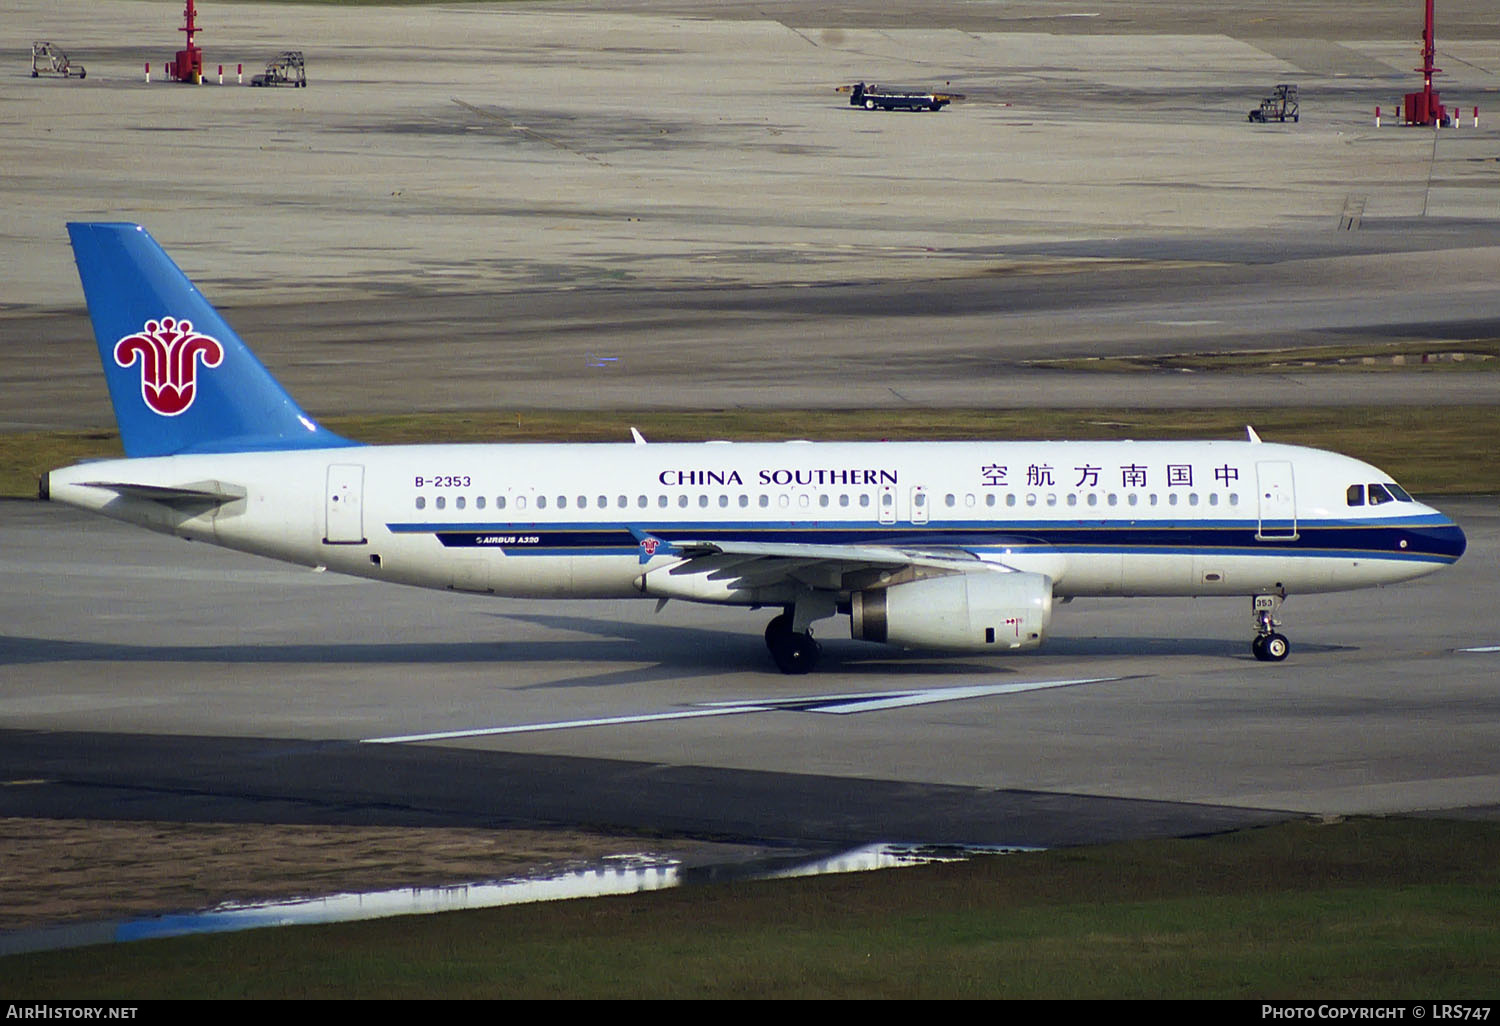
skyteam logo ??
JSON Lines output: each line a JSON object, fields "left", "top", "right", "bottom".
{"left": 114, "top": 317, "right": 224, "bottom": 417}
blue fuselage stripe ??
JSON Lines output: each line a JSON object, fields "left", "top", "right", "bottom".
{"left": 383, "top": 518, "right": 1466, "bottom": 563}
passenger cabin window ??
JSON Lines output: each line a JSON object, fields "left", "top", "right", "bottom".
{"left": 1347, "top": 485, "right": 1365, "bottom": 506}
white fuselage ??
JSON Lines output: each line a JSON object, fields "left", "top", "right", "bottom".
{"left": 46, "top": 438, "right": 1466, "bottom": 604}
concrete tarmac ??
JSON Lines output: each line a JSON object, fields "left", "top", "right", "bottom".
{"left": 3, "top": 1, "right": 1500, "bottom": 429}
{"left": 2, "top": 0, "right": 1498, "bottom": 851}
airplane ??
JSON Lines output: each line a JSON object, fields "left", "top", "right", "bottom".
{"left": 42, "top": 223, "right": 1468, "bottom": 674}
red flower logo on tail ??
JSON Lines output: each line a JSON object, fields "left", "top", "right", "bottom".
{"left": 114, "top": 317, "right": 224, "bottom": 416}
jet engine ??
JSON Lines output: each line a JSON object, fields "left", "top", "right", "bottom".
{"left": 850, "top": 571, "right": 1052, "bottom": 651}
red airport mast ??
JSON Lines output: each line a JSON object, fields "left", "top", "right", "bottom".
{"left": 1404, "top": 0, "right": 1447, "bottom": 125}
{"left": 167, "top": 0, "right": 204, "bottom": 84}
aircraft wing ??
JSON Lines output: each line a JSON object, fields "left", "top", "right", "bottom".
{"left": 655, "top": 538, "right": 1007, "bottom": 595}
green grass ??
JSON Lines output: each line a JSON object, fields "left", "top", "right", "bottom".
{"left": 1026, "top": 340, "right": 1500, "bottom": 374}
{"left": 12, "top": 405, "right": 1500, "bottom": 499}
{"left": 4, "top": 818, "right": 1497, "bottom": 998}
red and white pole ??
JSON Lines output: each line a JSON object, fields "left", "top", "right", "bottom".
{"left": 145, "top": 62, "right": 150, "bottom": 83}
{"left": 237, "top": 63, "right": 243, "bottom": 85}
{"left": 1375, "top": 106, "right": 1381, "bottom": 127}
{"left": 217, "top": 64, "right": 223, "bottom": 85}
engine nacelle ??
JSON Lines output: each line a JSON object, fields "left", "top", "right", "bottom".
{"left": 850, "top": 571, "right": 1053, "bottom": 651}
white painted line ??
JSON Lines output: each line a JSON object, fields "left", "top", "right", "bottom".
{"left": 698, "top": 677, "right": 1118, "bottom": 714}
{"left": 362, "top": 676, "right": 1121, "bottom": 744}
{"left": 363, "top": 707, "right": 752, "bottom": 744}
{"left": 1458, "top": 646, "right": 1500, "bottom": 653}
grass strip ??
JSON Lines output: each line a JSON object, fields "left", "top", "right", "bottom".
{"left": 1026, "top": 339, "right": 1500, "bottom": 374}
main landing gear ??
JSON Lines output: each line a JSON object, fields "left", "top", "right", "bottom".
{"left": 1251, "top": 593, "right": 1290, "bottom": 662}
{"left": 765, "top": 609, "right": 822, "bottom": 674}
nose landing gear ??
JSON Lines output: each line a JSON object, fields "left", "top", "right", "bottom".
{"left": 1251, "top": 593, "right": 1290, "bottom": 662}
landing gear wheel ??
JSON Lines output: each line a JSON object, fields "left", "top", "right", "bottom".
{"left": 769, "top": 631, "right": 821, "bottom": 674}
{"left": 765, "top": 611, "right": 792, "bottom": 648}
{"left": 1252, "top": 633, "right": 1290, "bottom": 662}
{"left": 1262, "top": 633, "right": 1289, "bottom": 661}
{"left": 765, "top": 611, "right": 820, "bottom": 674}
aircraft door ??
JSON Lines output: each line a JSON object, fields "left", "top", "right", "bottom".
{"left": 325, "top": 464, "right": 366, "bottom": 544}
{"left": 878, "top": 485, "right": 896, "bottom": 525}
{"left": 1255, "top": 461, "right": 1298, "bottom": 541}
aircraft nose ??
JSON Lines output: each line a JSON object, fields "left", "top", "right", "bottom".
{"left": 1425, "top": 515, "right": 1467, "bottom": 563}
{"left": 1447, "top": 518, "right": 1468, "bottom": 562}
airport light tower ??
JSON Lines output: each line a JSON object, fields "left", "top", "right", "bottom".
{"left": 1404, "top": 0, "right": 1446, "bottom": 125}
{"left": 167, "top": 0, "right": 204, "bottom": 84}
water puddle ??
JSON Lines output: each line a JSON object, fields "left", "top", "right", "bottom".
{"left": 0, "top": 843, "right": 1029, "bottom": 956}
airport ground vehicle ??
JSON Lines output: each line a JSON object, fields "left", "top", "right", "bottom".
{"left": 251, "top": 51, "right": 306, "bottom": 87}
{"left": 1248, "top": 84, "right": 1299, "bottom": 123}
{"left": 845, "top": 82, "right": 953, "bottom": 112}
{"left": 31, "top": 42, "right": 85, "bottom": 80}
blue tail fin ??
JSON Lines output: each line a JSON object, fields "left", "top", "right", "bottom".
{"left": 67, "top": 223, "right": 357, "bottom": 457}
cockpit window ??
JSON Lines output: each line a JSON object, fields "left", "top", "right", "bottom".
{"left": 1346, "top": 484, "right": 1365, "bottom": 507}
{"left": 1386, "top": 482, "right": 1413, "bottom": 502}
{"left": 1367, "top": 483, "right": 1395, "bottom": 505}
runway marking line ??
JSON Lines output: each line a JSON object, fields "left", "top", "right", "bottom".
{"left": 361, "top": 676, "right": 1122, "bottom": 744}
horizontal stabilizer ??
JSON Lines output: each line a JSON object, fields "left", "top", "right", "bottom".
{"left": 77, "top": 479, "right": 246, "bottom": 505}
